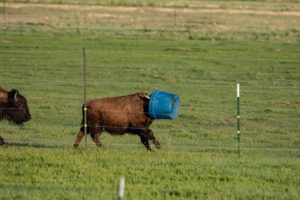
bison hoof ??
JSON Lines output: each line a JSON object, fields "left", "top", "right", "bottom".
{"left": 0, "top": 140, "right": 6, "bottom": 147}
{"left": 154, "top": 140, "right": 161, "bottom": 149}
{"left": 0, "top": 143, "right": 7, "bottom": 147}
{"left": 95, "top": 142, "right": 102, "bottom": 147}
{"left": 146, "top": 147, "right": 152, "bottom": 152}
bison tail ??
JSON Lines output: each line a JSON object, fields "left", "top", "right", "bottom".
{"left": 80, "top": 104, "right": 84, "bottom": 126}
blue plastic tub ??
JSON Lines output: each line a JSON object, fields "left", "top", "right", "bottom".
{"left": 149, "top": 90, "right": 180, "bottom": 119}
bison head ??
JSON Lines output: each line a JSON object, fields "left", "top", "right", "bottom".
{"left": 7, "top": 89, "right": 31, "bottom": 124}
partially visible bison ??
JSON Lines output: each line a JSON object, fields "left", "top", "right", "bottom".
{"left": 0, "top": 87, "right": 31, "bottom": 146}
{"left": 74, "top": 93, "right": 161, "bottom": 151}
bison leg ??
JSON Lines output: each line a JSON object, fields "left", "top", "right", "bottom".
{"left": 90, "top": 125, "right": 102, "bottom": 147}
{"left": 139, "top": 135, "right": 151, "bottom": 151}
{"left": 73, "top": 126, "right": 90, "bottom": 148}
{"left": 140, "top": 129, "right": 161, "bottom": 150}
{"left": 0, "top": 136, "right": 6, "bottom": 146}
{"left": 73, "top": 129, "right": 85, "bottom": 148}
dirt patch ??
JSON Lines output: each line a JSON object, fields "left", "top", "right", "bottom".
{"left": 6, "top": 3, "right": 300, "bottom": 17}
{"left": 276, "top": 101, "right": 299, "bottom": 108}
{"left": 0, "top": 39, "right": 15, "bottom": 45}
{"left": 87, "top": 13, "right": 118, "bottom": 18}
{"left": 2, "top": 2, "right": 300, "bottom": 38}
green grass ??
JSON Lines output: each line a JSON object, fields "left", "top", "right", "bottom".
{"left": 0, "top": 1, "right": 300, "bottom": 199}
{"left": 1, "top": 148, "right": 299, "bottom": 200}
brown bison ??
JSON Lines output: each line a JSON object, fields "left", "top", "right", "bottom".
{"left": 0, "top": 87, "right": 31, "bottom": 146}
{"left": 73, "top": 93, "right": 161, "bottom": 150}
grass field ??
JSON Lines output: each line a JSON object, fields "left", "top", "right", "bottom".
{"left": 0, "top": 1, "right": 300, "bottom": 199}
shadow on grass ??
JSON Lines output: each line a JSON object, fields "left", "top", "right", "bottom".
{"left": 6, "top": 142, "right": 70, "bottom": 149}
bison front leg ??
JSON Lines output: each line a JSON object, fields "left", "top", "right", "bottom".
{"left": 139, "top": 135, "right": 151, "bottom": 151}
{"left": 140, "top": 128, "right": 161, "bottom": 150}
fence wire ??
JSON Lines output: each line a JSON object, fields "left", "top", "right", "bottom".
{"left": 1, "top": 78, "right": 299, "bottom": 89}
{"left": 3, "top": 139, "right": 300, "bottom": 154}
{"left": 1, "top": 49, "right": 300, "bottom": 62}
{"left": 1, "top": 47, "right": 299, "bottom": 152}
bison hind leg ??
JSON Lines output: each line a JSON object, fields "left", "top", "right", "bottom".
{"left": 73, "top": 130, "right": 84, "bottom": 148}
{"left": 73, "top": 126, "right": 91, "bottom": 148}
{"left": 90, "top": 125, "right": 102, "bottom": 147}
{"left": 0, "top": 136, "right": 6, "bottom": 147}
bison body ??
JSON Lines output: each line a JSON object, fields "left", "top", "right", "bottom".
{"left": 0, "top": 87, "right": 31, "bottom": 146}
{"left": 74, "top": 93, "right": 160, "bottom": 150}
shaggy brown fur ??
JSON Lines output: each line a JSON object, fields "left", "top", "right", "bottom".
{"left": 0, "top": 87, "right": 31, "bottom": 146}
{"left": 73, "top": 93, "right": 160, "bottom": 150}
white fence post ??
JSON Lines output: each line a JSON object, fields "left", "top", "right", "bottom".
{"left": 118, "top": 176, "right": 125, "bottom": 200}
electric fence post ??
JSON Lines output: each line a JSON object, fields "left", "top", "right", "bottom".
{"left": 236, "top": 83, "right": 241, "bottom": 156}
{"left": 83, "top": 48, "right": 88, "bottom": 148}
{"left": 118, "top": 177, "right": 125, "bottom": 200}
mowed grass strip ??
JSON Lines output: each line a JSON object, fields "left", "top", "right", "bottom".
{"left": 1, "top": 2, "right": 300, "bottom": 42}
